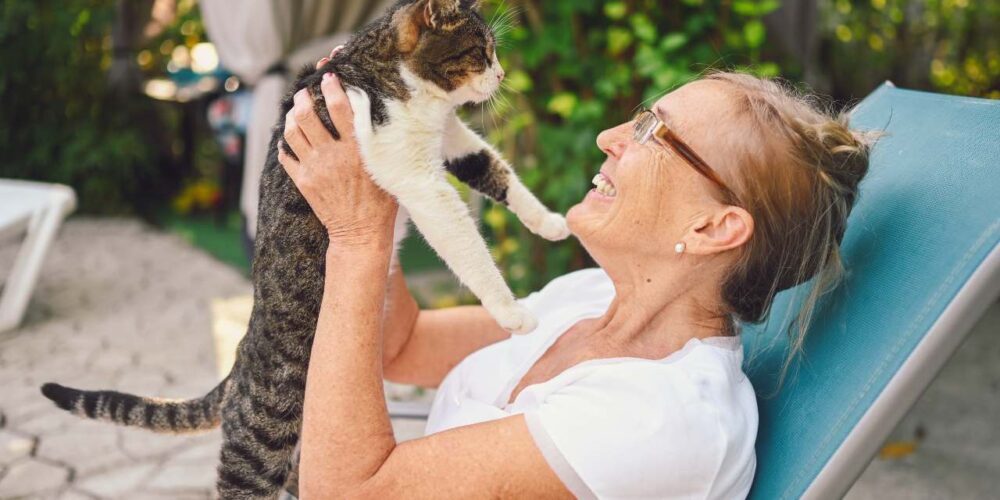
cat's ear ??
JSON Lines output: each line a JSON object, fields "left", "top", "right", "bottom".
{"left": 423, "top": 0, "right": 461, "bottom": 29}
{"left": 395, "top": 0, "right": 462, "bottom": 52}
{"left": 393, "top": 1, "right": 428, "bottom": 53}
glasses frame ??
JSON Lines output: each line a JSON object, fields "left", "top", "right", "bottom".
{"left": 633, "top": 109, "right": 738, "bottom": 203}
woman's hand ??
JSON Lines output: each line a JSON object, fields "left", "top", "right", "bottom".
{"left": 278, "top": 73, "right": 398, "bottom": 247}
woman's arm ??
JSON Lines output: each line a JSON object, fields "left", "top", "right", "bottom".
{"left": 281, "top": 72, "right": 569, "bottom": 498}
{"left": 383, "top": 304, "right": 510, "bottom": 387}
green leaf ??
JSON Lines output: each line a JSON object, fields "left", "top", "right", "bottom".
{"left": 629, "top": 13, "right": 657, "bottom": 43}
{"left": 732, "top": 0, "right": 757, "bottom": 16}
{"left": 607, "top": 26, "right": 634, "bottom": 55}
{"left": 744, "top": 20, "right": 766, "bottom": 48}
{"left": 603, "top": 1, "right": 627, "bottom": 20}
{"left": 547, "top": 92, "right": 579, "bottom": 118}
{"left": 660, "top": 32, "right": 688, "bottom": 52}
{"left": 733, "top": 0, "right": 780, "bottom": 17}
{"left": 758, "top": 0, "right": 781, "bottom": 15}
{"left": 634, "top": 44, "right": 663, "bottom": 77}
{"left": 505, "top": 69, "right": 533, "bottom": 92}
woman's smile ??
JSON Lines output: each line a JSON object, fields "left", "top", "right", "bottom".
{"left": 585, "top": 170, "right": 617, "bottom": 204}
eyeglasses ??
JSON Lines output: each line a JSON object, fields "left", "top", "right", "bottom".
{"left": 632, "top": 109, "right": 738, "bottom": 203}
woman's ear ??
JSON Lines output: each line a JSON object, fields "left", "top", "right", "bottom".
{"left": 684, "top": 206, "right": 754, "bottom": 255}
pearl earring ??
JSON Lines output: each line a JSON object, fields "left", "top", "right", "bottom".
{"left": 674, "top": 242, "right": 686, "bottom": 254}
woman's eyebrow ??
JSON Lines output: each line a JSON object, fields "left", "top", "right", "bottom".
{"left": 652, "top": 105, "right": 680, "bottom": 131}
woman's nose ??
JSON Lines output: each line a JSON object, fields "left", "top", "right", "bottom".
{"left": 596, "top": 125, "right": 629, "bottom": 159}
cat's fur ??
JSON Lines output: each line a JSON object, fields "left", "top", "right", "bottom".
{"left": 40, "top": 0, "right": 568, "bottom": 498}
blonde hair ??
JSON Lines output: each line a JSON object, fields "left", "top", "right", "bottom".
{"left": 703, "top": 71, "right": 876, "bottom": 381}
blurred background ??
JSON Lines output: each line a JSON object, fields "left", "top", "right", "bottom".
{"left": 0, "top": 0, "right": 997, "bottom": 498}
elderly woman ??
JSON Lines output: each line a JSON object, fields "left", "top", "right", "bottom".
{"left": 278, "top": 63, "right": 870, "bottom": 497}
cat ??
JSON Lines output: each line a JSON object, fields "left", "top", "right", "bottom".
{"left": 40, "top": 0, "right": 569, "bottom": 498}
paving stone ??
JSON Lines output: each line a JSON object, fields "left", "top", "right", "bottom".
{"left": 129, "top": 491, "right": 212, "bottom": 500}
{"left": 169, "top": 436, "right": 222, "bottom": 465}
{"left": 118, "top": 428, "right": 201, "bottom": 460}
{"left": 13, "top": 409, "right": 77, "bottom": 436}
{"left": 58, "top": 489, "right": 99, "bottom": 500}
{"left": 75, "top": 461, "right": 157, "bottom": 498}
{"left": 36, "top": 422, "right": 128, "bottom": 475}
{"left": 0, "top": 430, "right": 35, "bottom": 466}
{"left": 111, "top": 369, "right": 169, "bottom": 396}
{"left": 0, "top": 458, "right": 70, "bottom": 497}
{"left": 144, "top": 461, "right": 216, "bottom": 491}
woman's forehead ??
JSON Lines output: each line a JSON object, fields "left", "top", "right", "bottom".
{"left": 653, "top": 80, "right": 735, "bottom": 133}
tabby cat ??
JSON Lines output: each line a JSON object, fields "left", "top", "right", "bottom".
{"left": 40, "top": 0, "right": 569, "bottom": 498}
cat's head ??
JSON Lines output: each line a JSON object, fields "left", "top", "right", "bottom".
{"left": 393, "top": 0, "right": 503, "bottom": 104}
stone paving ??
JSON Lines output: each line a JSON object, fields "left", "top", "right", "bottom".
{"left": 0, "top": 217, "right": 997, "bottom": 499}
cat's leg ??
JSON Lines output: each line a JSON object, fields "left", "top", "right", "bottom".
{"left": 442, "top": 115, "right": 570, "bottom": 241}
{"left": 392, "top": 172, "right": 535, "bottom": 332}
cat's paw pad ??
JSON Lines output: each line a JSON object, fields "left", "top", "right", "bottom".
{"left": 490, "top": 302, "right": 538, "bottom": 335}
{"left": 536, "top": 213, "right": 571, "bottom": 241}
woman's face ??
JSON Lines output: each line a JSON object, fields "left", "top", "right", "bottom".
{"left": 567, "top": 80, "right": 740, "bottom": 266}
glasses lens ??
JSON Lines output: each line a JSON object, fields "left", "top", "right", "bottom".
{"left": 634, "top": 111, "right": 655, "bottom": 144}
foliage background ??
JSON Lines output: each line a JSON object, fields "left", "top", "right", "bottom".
{"left": 0, "top": 1, "right": 155, "bottom": 213}
{"left": 1, "top": 0, "right": 997, "bottom": 291}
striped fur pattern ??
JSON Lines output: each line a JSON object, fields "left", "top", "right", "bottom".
{"left": 41, "top": 1, "right": 569, "bottom": 498}
{"left": 40, "top": 378, "right": 228, "bottom": 433}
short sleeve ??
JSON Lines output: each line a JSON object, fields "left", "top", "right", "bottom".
{"left": 523, "top": 365, "right": 726, "bottom": 499}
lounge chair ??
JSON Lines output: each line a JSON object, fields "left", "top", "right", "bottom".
{"left": 0, "top": 179, "right": 76, "bottom": 333}
{"left": 743, "top": 83, "right": 1000, "bottom": 499}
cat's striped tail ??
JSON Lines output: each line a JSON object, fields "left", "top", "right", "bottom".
{"left": 40, "top": 377, "right": 229, "bottom": 433}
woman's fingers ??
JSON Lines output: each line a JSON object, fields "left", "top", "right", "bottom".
{"left": 315, "top": 57, "right": 329, "bottom": 70}
{"left": 321, "top": 73, "right": 355, "bottom": 136}
{"left": 329, "top": 45, "right": 344, "bottom": 58}
{"left": 292, "top": 88, "right": 330, "bottom": 146}
{"left": 283, "top": 109, "right": 311, "bottom": 158}
{"left": 277, "top": 142, "right": 301, "bottom": 176}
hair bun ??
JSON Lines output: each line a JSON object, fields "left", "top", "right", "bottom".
{"left": 808, "top": 114, "right": 876, "bottom": 209}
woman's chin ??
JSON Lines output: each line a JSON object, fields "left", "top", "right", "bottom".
{"left": 567, "top": 191, "right": 614, "bottom": 239}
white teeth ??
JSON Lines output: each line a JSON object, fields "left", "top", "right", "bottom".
{"left": 591, "top": 173, "right": 616, "bottom": 197}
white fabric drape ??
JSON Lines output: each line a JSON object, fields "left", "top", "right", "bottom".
{"left": 201, "top": 0, "right": 395, "bottom": 238}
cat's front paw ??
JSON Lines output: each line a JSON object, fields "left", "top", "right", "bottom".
{"left": 536, "top": 213, "right": 571, "bottom": 241}
{"left": 488, "top": 301, "right": 538, "bottom": 335}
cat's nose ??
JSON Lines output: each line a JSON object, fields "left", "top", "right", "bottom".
{"left": 497, "top": 67, "right": 505, "bottom": 81}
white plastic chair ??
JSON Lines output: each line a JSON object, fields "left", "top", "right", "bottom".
{"left": 0, "top": 179, "right": 76, "bottom": 333}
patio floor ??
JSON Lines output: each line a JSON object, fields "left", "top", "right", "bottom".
{"left": 0, "top": 217, "right": 996, "bottom": 499}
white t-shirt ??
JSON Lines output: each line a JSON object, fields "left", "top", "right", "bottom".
{"left": 425, "top": 268, "right": 758, "bottom": 499}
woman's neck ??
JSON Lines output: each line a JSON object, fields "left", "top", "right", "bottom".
{"left": 583, "top": 265, "right": 730, "bottom": 359}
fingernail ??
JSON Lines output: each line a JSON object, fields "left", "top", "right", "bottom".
{"left": 322, "top": 73, "right": 331, "bottom": 81}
